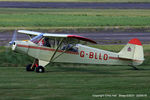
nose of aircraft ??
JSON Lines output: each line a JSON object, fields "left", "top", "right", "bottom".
{"left": 11, "top": 41, "right": 17, "bottom": 51}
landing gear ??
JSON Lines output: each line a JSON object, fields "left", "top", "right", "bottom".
{"left": 26, "top": 59, "right": 46, "bottom": 73}
{"left": 26, "top": 59, "right": 38, "bottom": 72}
{"left": 36, "top": 66, "right": 45, "bottom": 73}
{"left": 26, "top": 64, "right": 35, "bottom": 71}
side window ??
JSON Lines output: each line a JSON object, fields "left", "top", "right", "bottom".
{"left": 43, "top": 38, "right": 51, "bottom": 47}
{"left": 49, "top": 39, "right": 55, "bottom": 48}
{"left": 41, "top": 37, "right": 78, "bottom": 53}
{"left": 41, "top": 37, "right": 55, "bottom": 48}
{"left": 61, "top": 38, "right": 78, "bottom": 52}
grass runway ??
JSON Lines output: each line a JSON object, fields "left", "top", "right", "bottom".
{"left": 0, "top": 45, "right": 150, "bottom": 99}
{"left": 0, "top": 65, "right": 150, "bottom": 100}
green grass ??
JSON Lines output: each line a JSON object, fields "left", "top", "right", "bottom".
{"left": 0, "top": 66, "right": 150, "bottom": 100}
{"left": 0, "top": 47, "right": 33, "bottom": 67}
{"left": 1, "top": 14, "right": 150, "bottom": 27}
{"left": 0, "top": 8, "right": 150, "bottom": 29}
{"left": 2, "top": 8, "right": 150, "bottom": 16}
{"left": 0, "top": 45, "right": 150, "bottom": 99}
{"left": 0, "top": 0, "right": 150, "bottom": 2}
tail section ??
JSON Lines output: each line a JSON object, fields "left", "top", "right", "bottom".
{"left": 118, "top": 38, "right": 144, "bottom": 65}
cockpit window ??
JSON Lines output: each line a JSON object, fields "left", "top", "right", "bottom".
{"left": 61, "top": 38, "right": 78, "bottom": 52}
{"left": 43, "top": 37, "right": 51, "bottom": 47}
{"left": 62, "top": 44, "right": 78, "bottom": 52}
{"left": 39, "top": 37, "right": 78, "bottom": 52}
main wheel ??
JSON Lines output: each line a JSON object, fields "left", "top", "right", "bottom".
{"left": 36, "top": 66, "right": 45, "bottom": 73}
{"left": 26, "top": 64, "right": 35, "bottom": 71}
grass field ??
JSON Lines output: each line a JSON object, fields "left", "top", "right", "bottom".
{"left": 0, "top": 8, "right": 150, "bottom": 30}
{"left": 0, "top": 45, "right": 150, "bottom": 99}
{"left": 0, "top": 65, "right": 150, "bottom": 100}
{"left": 0, "top": 0, "right": 150, "bottom": 2}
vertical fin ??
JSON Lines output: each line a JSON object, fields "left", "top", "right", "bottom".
{"left": 119, "top": 38, "right": 144, "bottom": 65}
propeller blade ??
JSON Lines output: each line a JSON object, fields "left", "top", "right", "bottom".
{"left": 9, "top": 30, "right": 17, "bottom": 45}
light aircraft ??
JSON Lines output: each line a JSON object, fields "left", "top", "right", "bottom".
{"left": 9, "top": 30, "right": 144, "bottom": 73}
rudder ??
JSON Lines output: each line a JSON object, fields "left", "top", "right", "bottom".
{"left": 118, "top": 38, "right": 144, "bottom": 65}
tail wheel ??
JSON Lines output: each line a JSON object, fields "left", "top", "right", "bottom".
{"left": 36, "top": 66, "right": 45, "bottom": 73}
{"left": 26, "top": 64, "right": 35, "bottom": 71}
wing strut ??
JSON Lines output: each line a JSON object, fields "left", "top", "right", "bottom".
{"left": 50, "top": 44, "right": 75, "bottom": 62}
{"left": 49, "top": 38, "right": 64, "bottom": 62}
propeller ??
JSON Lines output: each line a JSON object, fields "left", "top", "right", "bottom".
{"left": 5, "top": 30, "right": 17, "bottom": 53}
{"left": 9, "top": 30, "right": 17, "bottom": 45}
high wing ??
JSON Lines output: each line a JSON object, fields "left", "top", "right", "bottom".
{"left": 18, "top": 30, "right": 97, "bottom": 44}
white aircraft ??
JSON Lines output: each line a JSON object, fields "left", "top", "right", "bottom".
{"left": 9, "top": 30, "right": 144, "bottom": 73}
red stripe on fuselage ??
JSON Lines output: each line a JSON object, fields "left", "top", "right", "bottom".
{"left": 109, "top": 56, "right": 119, "bottom": 60}
{"left": 17, "top": 44, "right": 79, "bottom": 55}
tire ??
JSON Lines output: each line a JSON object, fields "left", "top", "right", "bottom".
{"left": 26, "top": 64, "right": 35, "bottom": 71}
{"left": 36, "top": 66, "right": 45, "bottom": 73}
